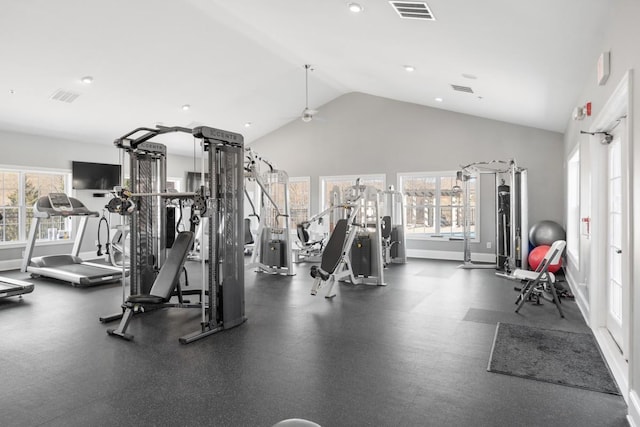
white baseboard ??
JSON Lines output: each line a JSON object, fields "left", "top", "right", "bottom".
{"left": 564, "top": 269, "right": 591, "bottom": 327}
{"left": 407, "top": 249, "right": 495, "bottom": 263}
{"left": 628, "top": 390, "right": 640, "bottom": 427}
{"left": 593, "top": 327, "right": 629, "bottom": 403}
{"left": 0, "top": 259, "right": 22, "bottom": 271}
{"left": 0, "top": 251, "right": 102, "bottom": 272}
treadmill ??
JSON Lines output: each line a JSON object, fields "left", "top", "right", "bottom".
{"left": 0, "top": 211, "right": 35, "bottom": 298}
{"left": 21, "top": 193, "right": 126, "bottom": 287}
{"left": 0, "top": 277, "right": 34, "bottom": 299}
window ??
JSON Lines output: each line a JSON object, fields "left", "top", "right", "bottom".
{"left": 166, "top": 177, "right": 181, "bottom": 192}
{"left": 319, "top": 174, "right": 386, "bottom": 210}
{"left": 399, "top": 171, "right": 477, "bottom": 240}
{"left": 0, "top": 167, "right": 72, "bottom": 244}
{"left": 567, "top": 149, "right": 580, "bottom": 261}
{"left": 289, "top": 177, "right": 310, "bottom": 229}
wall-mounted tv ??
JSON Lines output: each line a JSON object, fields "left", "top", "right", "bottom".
{"left": 72, "top": 161, "right": 121, "bottom": 190}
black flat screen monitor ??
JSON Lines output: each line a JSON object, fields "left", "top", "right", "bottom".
{"left": 72, "top": 161, "right": 121, "bottom": 190}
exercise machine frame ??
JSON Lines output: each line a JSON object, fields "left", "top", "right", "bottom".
{"left": 457, "top": 159, "right": 528, "bottom": 271}
{"left": 245, "top": 148, "right": 294, "bottom": 275}
{"left": 100, "top": 125, "right": 246, "bottom": 344}
{"left": 310, "top": 183, "right": 386, "bottom": 298}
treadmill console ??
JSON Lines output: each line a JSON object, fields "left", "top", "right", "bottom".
{"left": 48, "top": 193, "right": 73, "bottom": 213}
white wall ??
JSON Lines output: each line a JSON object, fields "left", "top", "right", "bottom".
{"left": 0, "top": 129, "right": 196, "bottom": 265}
{"left": 249, "top": 92, "right": 565, "bottom": 256}
{"left": 562, "top": 0, "right": 639, "bottom": 422}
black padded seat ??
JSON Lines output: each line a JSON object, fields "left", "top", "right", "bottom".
{"left": 127, "top": 294, "right": 165, "bottom": 304}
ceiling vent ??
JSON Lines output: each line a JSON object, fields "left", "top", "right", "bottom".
{"left": 50, "top": 89, "right": 80, "bottom": 103}
{"left": 389, "top": 1, "right": 435, "bottom": 20}
{"left": 451, "top": 84, "right": 474, "bottom": 94}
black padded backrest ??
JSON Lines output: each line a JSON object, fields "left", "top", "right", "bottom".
{"left": 244, "top": 218, "right": 254, "bottom": 245}
{"left": 381, "top": 216, "right": 391, "bottom": 239}
{"left": 297, "top": 224, "right": 310, "bottom": 244}
{"left": 148, "top": 231, "right": 194, "bottom": 301}
{"left": 320, "top": 219, "right": 349, "bottom": 274}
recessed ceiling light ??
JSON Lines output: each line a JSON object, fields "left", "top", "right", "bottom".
{"left": 81, "top": 76, "right": 93, "bottom": 84}
{"left": 182, "top": 104, "right": 191, "bottom": 111}
{"left": 404, "top": 65, "right": 415, "bottom": 72}
{"left": 348, "top": 3, "right": 363, "bottom": 13}
{"left": 435, "top": 97, "right": 443, "bottom": 102}
{"left": 244, "top": 122, "right": 252, "bottom": 128}
{"left": 9, "top": 89, "right": 15, "bottom": 94}
{"left": 462, "top": 73, "right": 477, "bottom": 80}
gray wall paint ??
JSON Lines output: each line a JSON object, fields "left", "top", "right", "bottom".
{"left": 563, "top": 0, "right": 640, "bottom": 416}
{"left": 0, "top": 129, "right": 195, "bottom": 262}
{"left": 249, "top": 92, "right": 565, "bottom": 254}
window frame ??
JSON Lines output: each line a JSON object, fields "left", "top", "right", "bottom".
{"left": 0, "top": 164, "right": 72, "bottom": 247}
{"left": 566, "top": 147, "right": 580, "bottom": 263}
{"left": 166, "top": 176, "right": 182, "bottom": 192}
{"left": 397, "top": 170, "right": 480, "bottom": 242}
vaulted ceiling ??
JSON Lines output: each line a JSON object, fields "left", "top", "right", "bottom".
{"left": 0, "top": 0, "right": 609, "bottom": 156}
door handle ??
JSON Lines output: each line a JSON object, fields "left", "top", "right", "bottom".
{"left": 616, "top": 249, "right": 622, "bottom": 254}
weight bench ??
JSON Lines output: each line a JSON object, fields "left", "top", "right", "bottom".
{"left": 297, "top": 224, "right": 324, "bottom": 251}
{"left": 107, "top": 231, "right": 195, "bottom": 340}
{"left": 310, "top": 219, "right": 356, "bottom": 298}
{"left": 514, "top": 240, "right": 566, "bottom": 318}
{"left": 295, "top": 222, "right": 325, "bottom": 261}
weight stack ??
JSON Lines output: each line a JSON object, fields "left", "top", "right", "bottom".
{"left": 351, "top": 236, "right": 371, "bottom": 277}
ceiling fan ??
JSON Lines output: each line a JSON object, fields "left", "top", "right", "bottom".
{"left": 301, "top": 64, "right": 318, "bottom": 122}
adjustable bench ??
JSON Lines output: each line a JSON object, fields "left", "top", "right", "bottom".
{"left": 107, "top": 231, "right": 195, "bottom": 340}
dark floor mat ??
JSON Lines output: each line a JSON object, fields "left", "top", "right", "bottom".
{"left": 487, "top": 322, "right": 620, "bottom": 395}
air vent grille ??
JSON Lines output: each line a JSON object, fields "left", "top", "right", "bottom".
{"left": 389, "top": 1, "right": 435, "bottom": 20}
{"left": 451, "top": 84, "right": 474, "bottom": 93}
{"left": 50, "top": 89, "right": 80, "bottom": 103}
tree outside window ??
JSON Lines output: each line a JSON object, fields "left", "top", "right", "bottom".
{"left": 1, "top": 169, "right": 71, "bottom": 243}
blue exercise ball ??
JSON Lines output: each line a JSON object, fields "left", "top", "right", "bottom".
{"left": 529, "top": 220, "right": 566, "bottom": 247}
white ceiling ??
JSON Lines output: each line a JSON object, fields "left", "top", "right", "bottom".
{"left": 0, "top": 0, "right": 609, "bottom": 157}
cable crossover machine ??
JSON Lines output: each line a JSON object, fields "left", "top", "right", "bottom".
{"left": 456, "top": 159, "right": 528, "bottom": 272}
{"left": 100, "top": 125, "right": 246, "bottom": 344}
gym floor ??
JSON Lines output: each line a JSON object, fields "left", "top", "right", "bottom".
{"left": 0, "top": 259, "right": 628, "bottom": 426}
